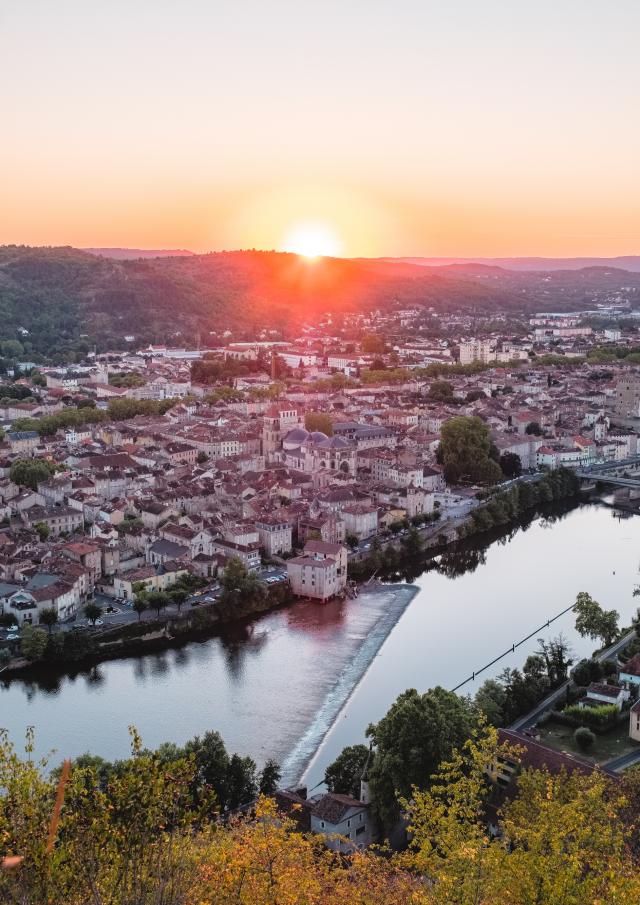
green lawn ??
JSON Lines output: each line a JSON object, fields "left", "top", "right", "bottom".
{"left": 537, "top": 718, "right": 639, "bottom": 765}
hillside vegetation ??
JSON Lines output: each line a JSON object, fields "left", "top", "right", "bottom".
{"left": 2, "top": 726, "right": 640, "bottom": 905}
{"left": 4, "top": 245, "right": 640, "bottom": 360}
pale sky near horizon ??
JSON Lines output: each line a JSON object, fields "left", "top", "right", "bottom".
{"left": 2, "top": 0, "right": 640, "bottom": 257}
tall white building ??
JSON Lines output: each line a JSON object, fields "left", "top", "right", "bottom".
{"left": 459, "top": 339, "right": 496, "bottom": 365}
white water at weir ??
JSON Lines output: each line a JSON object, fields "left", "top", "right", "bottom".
{"left": 279, "top": 584, "right": 419, "bottom": 787}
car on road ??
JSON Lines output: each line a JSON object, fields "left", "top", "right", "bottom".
{"left": 6, "top": 633, "right": 19, "bottom": 641}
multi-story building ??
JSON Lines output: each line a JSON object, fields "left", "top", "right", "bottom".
{"left": 212, "top": 537, "right": 261, "bottom": 572}
{"left": 255, "top": 516, "right": 293, "bottom": 556}
{"left": 60, "top": 541, "right": 102, "bottom": 590}
{"left": 341, "top": 504, "right": 378, "bottom": 540}
{"left": 612, "top": 376, "right": 640, "bottom": 423}
{"left": 287, "top": 540, "right": 347, "bottom": 601}
{"left": 459, "top": 339, "right": 496, "bottom": 365}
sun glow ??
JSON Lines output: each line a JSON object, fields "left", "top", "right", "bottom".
{"left": 282, "top": 220, "right": 343, "bottom": 259}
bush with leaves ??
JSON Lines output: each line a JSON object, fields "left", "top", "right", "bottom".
{"left": 574, "top": 726, "right": 596, "bottom": 751}
{"left": 562, "top": 702, "right": 618, "bottom": 729}
{"left": 20, "top": 624, "right": 48, "bottom": 661}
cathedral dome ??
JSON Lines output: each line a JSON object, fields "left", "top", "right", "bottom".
{"left": 283, "top": 427, "right": 310, "bottom": 450}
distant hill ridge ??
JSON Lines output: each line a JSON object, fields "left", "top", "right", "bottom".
{"left": 84, "top": 248, "right": 195, "bottom": 260}
{"left": 381, "top": 255, "right": 640, "bottom": 272}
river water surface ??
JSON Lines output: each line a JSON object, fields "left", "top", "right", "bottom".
{"left": 1, "top": 501, "right": 638, "bottom": 786}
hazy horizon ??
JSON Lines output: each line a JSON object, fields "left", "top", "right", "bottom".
{"left": 5, "top": 245, "right": 640, "bottom": 264}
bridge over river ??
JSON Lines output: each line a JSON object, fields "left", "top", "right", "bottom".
{"left": 575, "top": 455, "right": 640, "bottom": 489}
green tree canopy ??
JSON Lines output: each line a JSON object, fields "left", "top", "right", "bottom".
{"left": 304, "top": 411, "right": 334, "bottom": 435}
{"left": 84, "top": 602, "right": 103, "bottom": 626}
{"left": 366, "top": 686, "right": 478, "bottom": 828}
{"left": 324, "top": 744, "right": 369, "bottom": 798}
{"left": 574, "top": 591, "right": 620, "bottom": 648}
{"left": 20, "top": 624, "right": 48, "bottom": 660}
{"left": 219, "top": 557, "right": 263, "bottom": 608}
{"left": 361, "top": 333, "right": 385, "bottom": 354}
{"left": 38, "top": 607, "right": 58, "bottom": 634}
{"left": 499, "top": 451, "right": 522, "bottom": 478}
{"left": 436, "top": 416, "right": 502, "bottom": 485}
{"left": 33, "top": 521, "right": 50, "bottom": 542}
{"left": 10, "top": 458, "right": 55, "bottom": 491}
{"left": 427, "top": 379, "right": 454, "bottom": 402}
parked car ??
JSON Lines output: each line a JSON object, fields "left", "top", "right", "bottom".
{"left": 6, "top": 633, "right": 19, "bottom": 641}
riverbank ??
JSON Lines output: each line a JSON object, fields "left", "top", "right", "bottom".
{"left": 0, "top": 581, "right": 423, "bottom": 771}
{"left": 348, "top": 467, "right": 583, "bottom": 583}
{"left": 0, "top": 582, "right": 293, "bottom": 679}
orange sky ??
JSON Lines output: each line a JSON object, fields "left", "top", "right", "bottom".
{"left": 2, "top": 2, "right": 640, "bottom": 257}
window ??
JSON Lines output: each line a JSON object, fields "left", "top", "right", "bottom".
{"left": 356, "top": 825, "right": 366, "bottom": 836}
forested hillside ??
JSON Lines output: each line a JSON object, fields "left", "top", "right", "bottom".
{"left": 0, "top": 246, "right": 526, "bottom": 358}
{"left": 2, "top": 245, "right": 640, "bottom": 360}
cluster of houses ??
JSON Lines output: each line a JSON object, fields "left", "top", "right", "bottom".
{"left": 2, "top": 333, "right": 640, "bottom": 628}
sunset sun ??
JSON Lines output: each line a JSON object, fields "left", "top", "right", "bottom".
{"left": 282, "top": 220, "right": 343, "bottom": 259}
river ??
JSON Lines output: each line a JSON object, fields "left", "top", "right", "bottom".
{"left": 1, "top": 500, "right": 638, "bottom": 787}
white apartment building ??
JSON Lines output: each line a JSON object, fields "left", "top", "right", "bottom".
{"left": 255, "top": 516, "right": 293, "bottom": 556}
{"left": 341, "top": 504, "right": 378, "bottom": 540}
{"left": 459, "top": 339, "right": 496, "bottom": 365}
{"left": 287, "top": 541, "right": 348, "bottom": 601}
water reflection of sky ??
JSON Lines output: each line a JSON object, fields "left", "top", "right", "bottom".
{"left": 2, "top": 502, "right": 639, "bottom": 781}
{"left": 303, "top": 503, "right": 640, "bottom": 787}
{"left": 0, "top": 581, "right": 409, "bottom": 772}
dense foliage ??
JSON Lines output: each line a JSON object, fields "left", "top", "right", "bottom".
{"left": 6, "top": 246, "right": 640, "bottom": 359}
{"left": 324, "top": 744, "right": 370, "bottom": 798}
{"left": 459, "top": 467, "right": 581, "bottom": 538}
{"left": 573, "top": 590, "right": 620, "bottom": 648}
{"left": 365, "top": 686, "right": 478, "bottom": 828}
{"left": 2, "top": 726, "right": 640, "bottom": 904}
{"left": 9, "top": 459, "right": 56, "bottom": 491}
{"left": 436, "top": 415, "right": 503, "bottom": 484}
{"left": 0, "top": 246, "right": 531, "bottom": 356}
{"left": 474, "top": 636, "right": 572, "bottom": 726}
{"left": 12, "top": 397, "right": 178, "bottom": 438}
